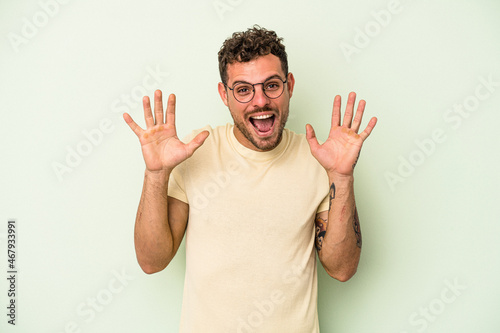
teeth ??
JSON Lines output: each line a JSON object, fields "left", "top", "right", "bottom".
{"left": 250, "top": 114, "right": 273, "bottom": 120}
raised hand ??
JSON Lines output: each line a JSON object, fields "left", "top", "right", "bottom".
{"left": 123, "top": 90, "right": 209, "bottom": 172}
{"left": 306, "top": 92, "right": 377, "bottom": 178}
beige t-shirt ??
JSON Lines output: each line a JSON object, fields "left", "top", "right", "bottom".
{"left": 169, "top": 124, "right": 329, "bottom": 333}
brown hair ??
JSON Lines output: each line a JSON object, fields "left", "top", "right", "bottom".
{"left": 218, "top": 25, "right": 288, "bottom": 85}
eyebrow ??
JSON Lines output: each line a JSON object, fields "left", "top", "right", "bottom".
{"left": 231, "top": 74, "right": 284, "bottom": 87}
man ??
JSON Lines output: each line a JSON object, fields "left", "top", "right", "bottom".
{"left": 123, "top": 26, "right": 377, "bottom": 332}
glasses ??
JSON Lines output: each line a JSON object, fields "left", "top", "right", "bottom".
{"left": 224, "top": 77, "right": 288, "bottom": 103}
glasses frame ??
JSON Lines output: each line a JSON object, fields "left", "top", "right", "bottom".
{"left": 224, "top": 76, "right": 288, "bottom": 103}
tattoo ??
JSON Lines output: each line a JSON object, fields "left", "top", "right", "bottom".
{"left": 319, "top": 183, "right": 335, "bottom": 252}
{"left": 352, "top": 207, "right": 362, "bottom": 248}
{"left": 328, "top": 182, "right": 336, "bottom": 211}
{"left": 315, "top": 216, "right": 327, "bottom": 251}
{"left": 352, "top": 151, "right": 360, "bottom": 170}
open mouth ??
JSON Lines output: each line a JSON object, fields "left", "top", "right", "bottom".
{"left": 249, "top": 114, "right": 276, "bottom": 136}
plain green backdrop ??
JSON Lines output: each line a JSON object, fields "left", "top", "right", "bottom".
{"left": 1, "top": 0, "right": 499, "bottom": 332}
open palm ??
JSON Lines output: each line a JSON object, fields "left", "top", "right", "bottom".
{"left": 123, "top": 90, "right": 209, "bottom": 172}
{"left": 306, "top": 92, "right": 377, "bottom": 177}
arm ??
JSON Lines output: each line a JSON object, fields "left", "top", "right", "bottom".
{"left": 124, "top": 90, "right": 209, "bottom": 274}
{"left": 314, "top": 177, "right": 360, "bottom": 282}
{"left": 306, "top": 92, "right": 376, "bottom": 282}
{"left": 133, "top": 170, "right": 188, "bottom": 274}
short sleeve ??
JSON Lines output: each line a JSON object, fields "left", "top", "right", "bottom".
{"left": 166, "top": 126, "right": 213, "bottom": 204}
{"left": 168, "top": 161, "right": 188, "bottom": 203}
{"left": 316, "top": 192, "right": 330, "bottom": 214}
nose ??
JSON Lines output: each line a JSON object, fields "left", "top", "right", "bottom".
{"left": 251, "top": 83, "right": 270, "bottom": 108}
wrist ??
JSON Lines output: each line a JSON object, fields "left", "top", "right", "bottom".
{"left": 327, "top": 172, "right": 354, "bottom": 185}
{"left": 327, "top": 173, "right": 354, "bottom": 201}
{"left": 144, "top": 168, "right": 171, "bottom": 185}
{"left": 327, "top": 173, "right": 354, "bottom": 198}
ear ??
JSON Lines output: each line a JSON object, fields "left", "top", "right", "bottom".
{"left": 218, "top": 82, "right": 229, "bottom": 106}
{"left": 286, "top": 72, "right": 295, "bottom": 98}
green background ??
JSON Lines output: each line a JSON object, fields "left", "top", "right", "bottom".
{"left": 1, "top": 0, "right": 499, "bottom": 332}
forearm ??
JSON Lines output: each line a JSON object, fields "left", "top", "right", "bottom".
{"left": 134, "top": 169, "right": 175, "bottom": 274}
{"left": 318, "top": 174, "right": 361, "bottom": 281}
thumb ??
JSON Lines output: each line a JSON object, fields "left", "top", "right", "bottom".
{"left": 185, "top": 130, "right": 210, "bottom": 156}
{"left": 305, "top": 124, "right": 320, "bottom": 152}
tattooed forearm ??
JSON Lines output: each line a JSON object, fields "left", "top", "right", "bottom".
{"left": 315, "top": 216, "right": 327, "bottom": 251}
{"left": 352, "top": 151, "right": 360, "bottom": 170}
{"left": 328, "top": 182, "right": 336, "bottom": 211}
{"left": 352, "top": 207, "right": 362, "bottom": 248}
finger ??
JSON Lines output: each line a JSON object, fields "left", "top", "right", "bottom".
{"left": 154, "top": 90, "right": 164, "bottom": 125}
{"left": 142, "top": 96, "right": 154, "bottom": 128}
{"left": 123, "top": 113, "right": 144, "bottom": 137}
{"left": 342, "top": 92, "right": 356, "bottom": 128}
{"left": 165, "top": 94, "right": 176, "bottom": 128}
{"left": 359, "top": 117, "right": 378, "bottom": 141}
{"left": 351, "top": 99, "right": 366, "bottom": 133}
{"left": 331, "top": 95, "right": 341, "bottom": 128}
{"left": 184, "top": 130, "right": 209, "bottom": 156}
{"left": 305, "top": 124, "right": 321, "bottom": 152}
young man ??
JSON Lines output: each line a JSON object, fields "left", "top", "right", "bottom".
{"left": 124, "top": 26, "right": 377, "bottom": 332}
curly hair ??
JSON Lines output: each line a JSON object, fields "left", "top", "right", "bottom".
{"left": 218, "top": 25, "right": 288, "bottom": 85}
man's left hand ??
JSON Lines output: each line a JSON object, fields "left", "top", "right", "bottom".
{"left": 306, "top": 92, "right": 377, "bottom": 178}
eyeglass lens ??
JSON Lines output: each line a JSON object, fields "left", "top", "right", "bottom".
{"left": 232, "top": 79, "right": 285, "bottom": 103}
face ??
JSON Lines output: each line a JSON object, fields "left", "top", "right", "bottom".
{"left": 218, "top": 54, "right": 295, "bottom": 152}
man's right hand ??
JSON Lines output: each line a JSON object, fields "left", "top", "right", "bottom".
{"left": 123, "top": 90, "right": 209, "bottom": 172}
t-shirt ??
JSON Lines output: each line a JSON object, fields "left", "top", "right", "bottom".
{"left": 168, "top": 124, "right": 330, "bottom": 332}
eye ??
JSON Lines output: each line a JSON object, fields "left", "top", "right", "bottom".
{"left": 235, "top": 84, "right": 252, "bottom": 96}
{"left": 265, "top": 81, "right": 281, "bottom": 91}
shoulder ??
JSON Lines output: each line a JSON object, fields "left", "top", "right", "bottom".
{"left": 284, "top": 128, "right": 312, "bottom": 153}
{"left": 179, "top": 124, "right": 231, "bottom": 146}
{"left": 285, "top": 128, "right": 306, "bottom": 142}
{"left": 283, "top": 128, "right": 327, "bottom": 169}
{"left": 182, "top": 124, "right": 230, "bottom": 139}
{"left": 179, "top": 124, "right": 233, "bottom": 163}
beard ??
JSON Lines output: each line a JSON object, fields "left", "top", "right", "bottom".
{"left": 231, "top": 106, "right": 289, "bottom": 151}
